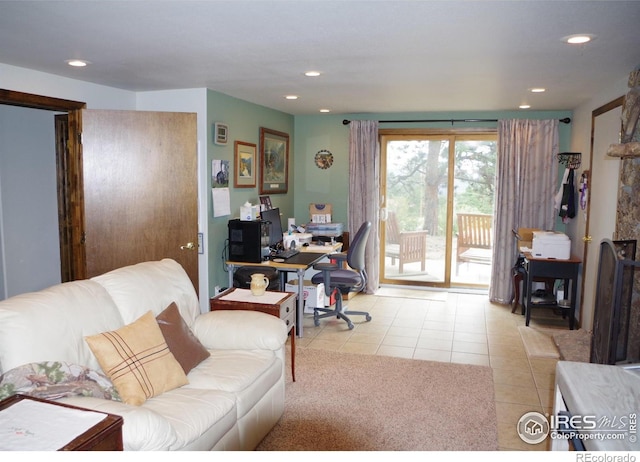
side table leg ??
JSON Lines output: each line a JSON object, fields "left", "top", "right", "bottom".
{"left": 291, "top": 326, "right": 296, "bottom": 382}
{"left": 512, "top": 269, "right": 522, "bottom": 313}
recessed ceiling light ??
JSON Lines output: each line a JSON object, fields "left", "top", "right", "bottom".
{"left": 319, "top": 109, "right": 331, "bottom": 113}
{"left": 565, "top": 34, "right": 594, "bottom": 44}
{"left": 285, "top": 95, "right": 299, "bottom": 100}
{"left": 66, "top": 59, "right": 89, "bottom": 67}
{"left": 305, "top": 71, "right": 321, "bottom": 77}
{"left": 519, "top": 104, "right": 531, "bottom": 109}
{"left": 530, "top": 88, "right": 546, "bottom": 93}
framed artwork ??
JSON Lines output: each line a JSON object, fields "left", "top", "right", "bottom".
{"left": 214, "top": 122, "right": 228, "bottom": 145}
{"left": 259, "top": 195, "right": 273, "bottom": 210}
{"left": 259, "top": 127, "right": 289, "bottom": 194}
{"left": 234, "top": 140, "right": 256, "bottom": 188}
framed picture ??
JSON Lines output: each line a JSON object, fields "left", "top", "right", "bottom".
{"left": 234, "top": 140, "right": 256, "bottom": 188}
{"left": 214, "top": 122, "right": 228, "bottom": 145}
{"left": 259, "top": 127, "right": 289, "bottom": 194}
{"left": 259, "top": 195, "right": 273, "bottom": 210}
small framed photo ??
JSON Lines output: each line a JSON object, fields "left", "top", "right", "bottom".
{"left": 259, "top": 195, "right": 273, "bottom": 210}
{"left": 214, "top": 122, "right": 229, "bottom": 145}
{"left": 234, "top": 140, "right": 256, "bottom": 188}
{"left": 259, "top": 127, "right": 289, "bottom": 194}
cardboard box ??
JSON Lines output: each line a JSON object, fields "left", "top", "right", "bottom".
{"left": 286, "top": 280, "right": 326, "bottom": 313}
{"left": 309, "top": 203, "right": 332, "bottom": 224}
{"left": 516, "top": 227, "right": 539, "bottom": 250}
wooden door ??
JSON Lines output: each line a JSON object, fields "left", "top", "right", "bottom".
{"left": 81, "top": 110, "right": 199, "bottom": 291}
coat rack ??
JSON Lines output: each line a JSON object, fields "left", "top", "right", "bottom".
{"left": 557, "top": 152, "right": 582, "bottom": 169}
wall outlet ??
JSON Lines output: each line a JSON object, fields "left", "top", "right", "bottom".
{"left": 214, "top": 286, "right": 221, "bottom": 295}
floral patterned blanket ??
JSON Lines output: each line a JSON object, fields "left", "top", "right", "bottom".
{"left": 0, "top": 361, "right": 121, "bottom": 402}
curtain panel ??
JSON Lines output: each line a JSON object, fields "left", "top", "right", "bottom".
{"left": 348, "top": 120, "right": 380, "bottom": 293}
{"left": 490, "top": 119, "right": 559, "bottom": 304}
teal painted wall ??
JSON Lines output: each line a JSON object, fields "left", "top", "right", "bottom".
{"left": 206, "top": 90, "right": 294, "bottom": 290}
{"left": 294, "top": 110, "right": 573, "bottom": 235}
{"left": 205, "top": 97, "right": 573, "bottom": 291}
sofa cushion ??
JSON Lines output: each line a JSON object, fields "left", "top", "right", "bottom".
{"left": 186, "top": 349, "right": 282, "bottom": 419}
{"left": 59, "top": 396, "right": 180, "bottom": 450}
{"left": 142, "top": 387, "right": 238, "bottom": 450}
{"left": 92, "top": 259, "right": 200, "bottom": 327}
{"left": 0, "top": 280, "right": 124, "bottom": 374}
{"left": 85, "top": 311, "right": 188, "bottom": 406}
{"left": 156, "top": 302, "right": 210, "bottom": 374}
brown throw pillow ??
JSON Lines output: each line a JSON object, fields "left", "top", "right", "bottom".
{"left": 156, "top": 302, "right": 210, "bottom": 374}
{"left": 85, "top": 310, "right": 188, "bottom": 406}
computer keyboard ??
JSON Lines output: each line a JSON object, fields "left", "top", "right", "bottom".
{"left": 277, "top": 249, "right": 300, "bottom": 260}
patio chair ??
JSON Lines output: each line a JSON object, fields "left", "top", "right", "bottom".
{"left": 385, "top": 212, "right": 428, "bottom": 274}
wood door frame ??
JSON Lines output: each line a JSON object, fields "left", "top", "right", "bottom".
{"left": 0, "top": 89, "right": 87, "bottom": 280}
{"left": 579, "top": 96, "right": 624, "bottom": 325}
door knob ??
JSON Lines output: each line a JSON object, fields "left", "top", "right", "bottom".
{"left": 582, "top": 235, "right": 592, "bottom": 243}
{"left": 180, "top": 242, "right": 196, "bottom": 251}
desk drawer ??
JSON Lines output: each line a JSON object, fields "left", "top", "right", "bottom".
{"left": 282, "top": 309, "right": 295, "bottom": 332}
{"left": 279, "top": 296, "right": 296, "bottom": 319}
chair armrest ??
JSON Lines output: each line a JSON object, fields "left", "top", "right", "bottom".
{"left": 313, "top": 262, "right": 340, "bottom": 271}
{"left": 329, "top": 252, "right": 348, "bottom": 263}
{"left": 192, "top": 310, "right": 287, "bottom": 351}
{"left": 313, "top": 251, "right": 348, "bottom": 271}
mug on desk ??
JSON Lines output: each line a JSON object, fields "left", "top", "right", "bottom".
{"left": 250, "top": 273, "right": 269, "bottom": 296}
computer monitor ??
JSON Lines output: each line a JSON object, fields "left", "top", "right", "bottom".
{"left": 260, "top": 207, "right": 283, "bottom": 248}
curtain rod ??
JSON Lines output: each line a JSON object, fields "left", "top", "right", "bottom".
{"left": 342, "top": 117, "right": 571, "bottom": 125}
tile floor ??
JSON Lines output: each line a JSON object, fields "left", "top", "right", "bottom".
{"left": 294, "top": 286, "right": 569, "bottom": 451}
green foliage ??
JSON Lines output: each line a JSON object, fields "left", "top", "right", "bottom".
{"left": 386, "top": 137, "right": 496, "bottom": 237}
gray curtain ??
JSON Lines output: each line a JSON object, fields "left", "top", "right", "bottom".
{"left": 489, "top": 119, "right": 559, "bottom": 304}
{"left": 348, "top": 120, "right": 380, "bottom": 293}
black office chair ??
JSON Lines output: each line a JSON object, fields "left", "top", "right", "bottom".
{"left": 310, "top": 221, "right": 372, "bottom": 330}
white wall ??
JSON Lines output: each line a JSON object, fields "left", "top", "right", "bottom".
{"left": 0, "top": 106, "right": 61, "bottom": 297}
{"left": 0, "top": 63, "right": 136, "bottom": 109}
{"left": 567, "top": 75, "right": 628, "bottom": 332}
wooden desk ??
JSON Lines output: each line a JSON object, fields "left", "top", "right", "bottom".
{"left": 523, "top": 253, "right": 582, "bottom": 329}
{"left": 210, "top": 288, "right": 296, "bottom": 381}
{"left": 226, "top": 243, "right": 342, "bottom": 338}
{"left": 0, "top": 394, "right": 123, "bottom": 451}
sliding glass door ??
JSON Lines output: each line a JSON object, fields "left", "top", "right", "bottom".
{"left": 380, "top": 132, "right": 496, "bottom": 288}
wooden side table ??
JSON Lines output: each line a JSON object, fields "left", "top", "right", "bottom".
{"left": 0, "top": 394, "right": 123, "bottom": 451}
{"left": 210, "top": 288, "right": 297, "bottom": 381}
{"left": 522, "top": 253, "right": 582, "bottom": 329}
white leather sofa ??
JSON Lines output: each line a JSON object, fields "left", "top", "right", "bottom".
{"left": 0, "top": 259, "right": 287, "bottom": 450}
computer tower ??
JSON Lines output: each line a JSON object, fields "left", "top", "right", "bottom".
{"left": 228, "top": 219, "right": 266, "bottom": 263}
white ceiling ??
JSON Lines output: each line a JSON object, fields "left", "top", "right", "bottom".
{"left": 1, "top": 1, "right": 639, "bottom": 115}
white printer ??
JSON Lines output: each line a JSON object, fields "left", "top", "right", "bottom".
{"left": 531, "top": 231, "right": 571, "bottom": 260}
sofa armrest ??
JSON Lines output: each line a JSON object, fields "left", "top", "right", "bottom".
{"left": 192, "top": 310, "right": 287, "bottom": 351}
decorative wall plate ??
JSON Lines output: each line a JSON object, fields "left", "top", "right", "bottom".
{"left": 314, "top": 149, "right": 334, "bottom": 169}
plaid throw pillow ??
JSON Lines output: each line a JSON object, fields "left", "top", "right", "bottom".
{"left": 85, "top": 310, "right": 188, "bottom": 406}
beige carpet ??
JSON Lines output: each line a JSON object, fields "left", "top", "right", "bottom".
{"left": 552, "top": 329, "right": 592, "bottom": 362}
{"left": 256, "top": 348, "right": 498, "bottom": 451}
{"left": 518, "top": 326, "right": 561, "bottom": 358}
